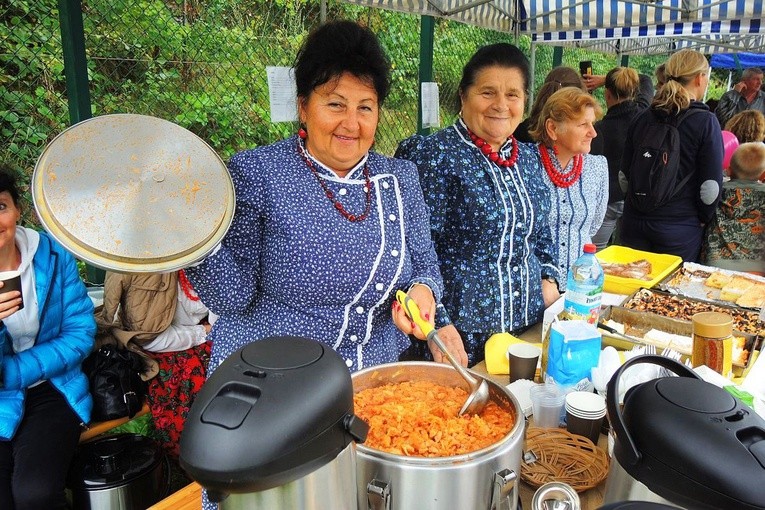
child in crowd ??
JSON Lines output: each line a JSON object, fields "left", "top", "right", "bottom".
{"left": 703, "top": 142, "right": 765, "bottom": 274}
{"left": 725, "top": 110, "right": 765, "bottom": 144}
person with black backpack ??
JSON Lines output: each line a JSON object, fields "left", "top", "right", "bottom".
{"left": 619, "top": 49, "right": 724, "bottom": 262}
{"left": 590, "top": 67, "right": 654, "bottom": 250}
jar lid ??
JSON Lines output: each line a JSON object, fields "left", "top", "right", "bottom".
{"left": 692, "top": 311, "right": 733, "bottom": 338}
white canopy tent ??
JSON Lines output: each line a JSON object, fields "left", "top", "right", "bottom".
{"left": 342, "top": 0, "right": 765, "bottom": 55}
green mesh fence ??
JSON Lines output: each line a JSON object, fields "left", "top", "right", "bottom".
{"left": 1, "top": 0, "right": 71, "bottom": 226}
{"left": 3, "top": 0, "right": 669, "bottom": 207}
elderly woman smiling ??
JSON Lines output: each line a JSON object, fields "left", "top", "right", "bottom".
{"left": 185, "top": 20, "right": 464, "bottom": 378}
{"left": 396, "top": 43, "right": 560, "bottom": 367}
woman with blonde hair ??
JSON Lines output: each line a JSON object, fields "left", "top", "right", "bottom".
{"left": 591, "top": 67, "right": 649, "bottom": 250}
{"left": 620, "top": 49, "right": 723, "bottom": 262}
{"left": 530, "top": 87, "right": 608, "bottom": 282}
{"left": 725, "top": 109, "right": 765, "bottom": 143}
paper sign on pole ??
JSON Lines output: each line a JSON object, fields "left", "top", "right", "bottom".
{"left": 421, "top": 82, "right": 440, "bottom": 129}
{"left": 266, "top": 66, "right": 298, "bottom": 122}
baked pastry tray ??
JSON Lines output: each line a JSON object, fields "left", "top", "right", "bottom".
{"left": 606, "top": 288, "right": 763, "bottom": 368}
{"left": 657, "top": 262, "right": 765, "bottom": 311}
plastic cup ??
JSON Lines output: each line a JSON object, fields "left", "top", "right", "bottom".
{"left": 0, "top": 270, "right": 23, "bottom": 310}
{"left": 508, "top": 343, "right": 541, "bottom": 383}
{"left": 529, "top": 384, "right": 565, "bottom": 428}
{"left": 565, "top": 391, "right": 606, "bottom": 445}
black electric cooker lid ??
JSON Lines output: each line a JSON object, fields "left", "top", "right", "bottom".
{"left": 179, "top": 336, "right": 367, "bottom": 495}
{"left": 614, "top": 377, "right": 765, "bottom": 510}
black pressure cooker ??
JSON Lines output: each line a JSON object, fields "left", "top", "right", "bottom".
{"left": 602, "top": 355, "right": 765, "bottom": 510}
{"left": 179, "top": 336, "right": 368, "bottom": 509}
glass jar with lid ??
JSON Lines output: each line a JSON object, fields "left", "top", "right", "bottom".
{"left": 691, "top": 311, "right": 734, "bottom": 377}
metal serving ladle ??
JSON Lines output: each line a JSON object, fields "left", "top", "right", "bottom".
{"left": 395, "top": 290, "right": 490, "bottom": 416}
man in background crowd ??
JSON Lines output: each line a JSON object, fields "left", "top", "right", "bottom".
{"left": 716, "top": 67, "right": 765, "bottom": 127}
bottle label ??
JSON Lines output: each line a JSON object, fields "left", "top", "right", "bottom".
{"left": 563, "top": 287, "right": 602, "bottom": 324}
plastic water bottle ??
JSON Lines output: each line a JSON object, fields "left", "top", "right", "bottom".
{"left": 563, "top": 243, "right": 604, "bottom": 324}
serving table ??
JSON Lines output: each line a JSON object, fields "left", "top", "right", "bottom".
{"left": 471, "top": 321, "right": 607, "bottom": 510}
{"left": 151, "top": 323, "right": 607, "bottom": 510}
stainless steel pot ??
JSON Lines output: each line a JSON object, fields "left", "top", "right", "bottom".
{"left": 352, "top": 362, "right": 524, "bottom": 510}
{"left": 68, "top": 434, "right": 170, "bottom": 510}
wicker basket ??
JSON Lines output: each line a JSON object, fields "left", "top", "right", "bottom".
{"left": 522, "top": 428, "right": 610, "bottom": 492}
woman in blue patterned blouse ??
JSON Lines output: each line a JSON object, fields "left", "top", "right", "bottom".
{"left": 185, "top": 20, "right": 462, "bottom": 378}
{"left": 529, "top": 87, "right": 609, "bottom": 286}
{"left": 396, "top": 44, "right": 561, "bottom": 367}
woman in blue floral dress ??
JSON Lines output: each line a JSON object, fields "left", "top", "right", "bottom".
{"left": 186, "top": 20, "right": 464, "bottom": 379}
{"left": 528, "top": 87, "right": 609, "bottom": 284}
{"left": 396, "top": 44, "right": 561, "bottom": 366}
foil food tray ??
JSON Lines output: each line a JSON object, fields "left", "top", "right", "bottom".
{"left": 657, "top": 262, "right": 765, "bottom": 311}
{"left": 615, "top": 289, "right": 763, "bottom": 368}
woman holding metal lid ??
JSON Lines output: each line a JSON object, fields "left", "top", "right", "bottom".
{"left": 185, "top": 19, "right": 466, "bottom": 389}
{"left": 396, "top": 43, "right": 560, "bottom": 367}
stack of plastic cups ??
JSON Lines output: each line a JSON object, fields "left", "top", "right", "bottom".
{"left": 565, "top": 391, "right": 607, "bottom": 445}
{"left": 529, "top": 384, "right": 566, "bottom": 428}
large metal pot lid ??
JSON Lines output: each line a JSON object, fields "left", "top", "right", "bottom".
{"left": 32, "top": 114, "right": 234, "bottom": 272}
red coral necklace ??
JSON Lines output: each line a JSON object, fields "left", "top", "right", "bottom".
{"left": 178, "top": 269, "right": 200, "bottom": 302}
{"left": 538, "top": 143, "right": 583, "bottom": 188}
{"left": 297, "top": 131, "right": 372, "bottom": 223}
{"left": 465, "top": 127, "right": 518, "bottom": 168}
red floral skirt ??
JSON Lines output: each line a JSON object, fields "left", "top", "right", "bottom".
{"left": 146, "top": 342, "right": 211, "bottom": 458}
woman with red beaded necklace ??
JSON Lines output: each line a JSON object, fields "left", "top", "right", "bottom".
{"left": 183, "top": 18, "right": 455, "bottom": 411}
{"left": 396, "top": 43, "right": 561, "bottom": 367}
{"left": 529, "top": 87, "right": 609, "bottom": 287}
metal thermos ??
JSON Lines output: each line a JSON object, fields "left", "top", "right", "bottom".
{"left": 603, "top": 355, "right": 765, "bottom": 510}
{"left": 179, "top": 336, "right": 368, "bottom": 510}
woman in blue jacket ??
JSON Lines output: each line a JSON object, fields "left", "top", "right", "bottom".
{"left": 0, "top": 168, "right": 96, "bottom": 509}
{"left": 620, "top": 49, "right": 724, "bottom": 261}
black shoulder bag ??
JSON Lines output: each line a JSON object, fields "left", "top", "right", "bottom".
{"left": 82, "top": 344, "right": 147, "bottom": 421}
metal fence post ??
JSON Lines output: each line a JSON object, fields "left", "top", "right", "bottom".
{"left": 58, "top": 0, "right": 105, "bottom": 285}
{"left": 552, "top": 46, "right": 563, "bottom": 67}
{"left": 417, "top": 15, "right": 435, "bottom": 136}
{"left": 58, "top": 0, "right": 91, "bottom": 125}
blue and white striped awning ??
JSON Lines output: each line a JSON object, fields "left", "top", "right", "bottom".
{"left": 532, "top": 17, "right": 765, "bottom": 54}
{"left": 522, "top": 0, "right": 762, "bottom": 35}
{"left": 523, "top": 0, "right": 764, "bottom": 52}
{"left": 342, "top": 0, "right": 765, "bottom": 54}
{"left": 544, "top": 32, "right": 765, "bottom": 56}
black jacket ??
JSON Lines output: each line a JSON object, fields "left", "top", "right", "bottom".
{"left": 593, "top": 99, "right": 646, "bottom": 204}
{"left": 621, "top": 101, "right": 724, "bottom": 224}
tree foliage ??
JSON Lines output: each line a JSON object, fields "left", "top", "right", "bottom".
{"left": 2, "top": 0, "right": 731, "bottom": 222}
